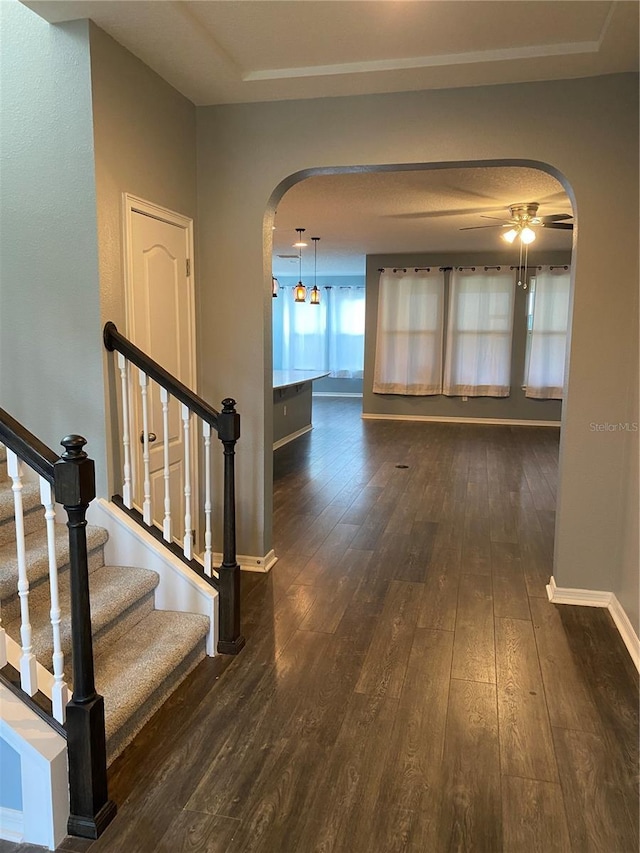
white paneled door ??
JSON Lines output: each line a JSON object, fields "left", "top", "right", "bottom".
{"left": 125, "top": 200, "right": 197, "bottom": 549}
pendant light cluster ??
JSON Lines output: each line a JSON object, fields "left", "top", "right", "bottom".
{"left": 273, "top": 227, "right": 323, "bottom": 304}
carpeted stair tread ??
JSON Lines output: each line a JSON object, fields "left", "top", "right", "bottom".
{"left": 3, "top": 565, "right": 159, "bottom": 669}
{"left": 96, "top": 609, "right": 209, "bottom": 742}
{"left": 0, "top": 524, "right": 108, "bottom": 600}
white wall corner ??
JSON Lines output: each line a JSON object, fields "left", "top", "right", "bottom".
{"left": 547, "top": 576, "right": 640, "bottom": 671}
{"left": 0, "top": 685, "right": 68, "bottom": 850}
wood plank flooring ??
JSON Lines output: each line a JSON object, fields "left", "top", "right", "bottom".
{"left": 3, "top": 397, "right": 638, "bottom": 853}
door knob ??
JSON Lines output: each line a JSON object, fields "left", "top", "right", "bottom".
{"left": 140, "top": 432, "right": 157, "bottom": 444}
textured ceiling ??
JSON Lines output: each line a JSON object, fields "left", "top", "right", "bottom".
{"left": 24, "top": 1, "right": 638, "bottom": 105}
{"left": 272, "top": 166, "right": 573, "bottom": 276}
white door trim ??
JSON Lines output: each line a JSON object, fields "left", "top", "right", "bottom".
{"left": 122, "top": 193, "right": 199, "bottom": 545}
{"left": 122, "top": 193, "right": 196, "bottom": 377}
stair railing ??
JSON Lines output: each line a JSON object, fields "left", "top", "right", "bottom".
{"left": 103, "top": 321, "right": 245, "bottom": 655}
{"left": 0, "top": 408, "right": 116, "bottom": 839}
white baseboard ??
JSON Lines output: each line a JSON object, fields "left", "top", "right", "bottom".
{"left": 0, "top": 807, "right": 23, "bottom": 843}
{"left": 273, "top": 425, "right": 312, "bottom": 450}
{"left": 232, "top": 549, "right": 277, "bottom": 573}
{"left": 362, "top": 413, "right": 560, "bottom": 427}
{"left": 547, "top": 577, "right": 640, "bottom": 671}
{"left": 313, "top": 392, "right": 363, "bottom": 398}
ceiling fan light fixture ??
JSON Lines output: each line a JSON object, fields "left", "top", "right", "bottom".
{"left": 502, "top": 228, "right": 518, "bottom": 243}
{"left": 520, "top": 226, "right": 536, "bottom": 244}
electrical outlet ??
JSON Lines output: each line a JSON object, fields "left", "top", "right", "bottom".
{"left": 462, "top": 395, "right": 468, "bottom": 402}
{"left": 283, "top": 405, "right": 287, "bottom": 415}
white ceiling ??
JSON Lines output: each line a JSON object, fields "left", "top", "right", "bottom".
{"left": 24, "top": 1, "right": 638, "bottom": 106}
{"left": 22, "top": 1, "right": 632, "bottom": 273}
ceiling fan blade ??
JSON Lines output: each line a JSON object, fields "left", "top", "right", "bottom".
{"left": 542, "top": 222, "right": 573, "bottom": 230}
{"left": 459, "top": 224, "right": 506, "bottom": 231}
{"left": 479, "top": 215, "right": 509, "bottom": 221}
{"left": 541, "top": 214, "right": 573, "bottom": 222}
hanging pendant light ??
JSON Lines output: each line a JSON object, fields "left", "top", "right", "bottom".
{"left": 294, "top": 228, "right": 307, "bottom": 302}
{"left": 272, "top": 275, "right": 279, "bottom": 298}
{"left": 310, "top": 237, "right": 321, "bottom": 305}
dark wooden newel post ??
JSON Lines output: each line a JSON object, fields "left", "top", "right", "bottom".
{"left": 216, "top": 399, "right": 246, "bottom": 655}
{"left": 54, "top": 436, "right": 116, "bottom": 838}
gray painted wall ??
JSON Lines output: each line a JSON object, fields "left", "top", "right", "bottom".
{"left": 363, "top": 251, "right": 570, "bottom": 422}
{"left": 0, "top": 1, "right": 106, "bottom": 489}
{"left": 89, "top": 24, "right": 198, "bottom": 495}
{"left": 0, "top": 738, "right": 22, "bottom": 810}
{"left": 197, "top": 74, "right": 639, "bottom": 631}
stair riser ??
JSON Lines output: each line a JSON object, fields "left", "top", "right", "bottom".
{"left": 0, "top": 507, "right": 46, "bottom": 549}
{"left": 92, "top": 592, "right": 155, "bottom": 662}
{"left": 105, "top": 637, "right": 207, "bottom": 765}
{"left": 1, "top": 547, "right": 106, "bottom": 624}
{"left": 4, "top": 586, "right": 157, "bottom": 677}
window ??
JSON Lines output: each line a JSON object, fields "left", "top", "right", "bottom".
{"left": 525, "top": 266, "right": 571, "bottom": 399}
{"left": 373, "top": 269, "right": 444, "bottom": 395}
{"left": 443, "top": 267, "right": 515, "bottom": 397}
{"left": 273, "top": 285, "right": 365, "bottom": 378}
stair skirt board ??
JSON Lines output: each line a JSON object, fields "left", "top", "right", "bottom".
{"left": 547, "top": 577, "right": 640, "bottom": 671}
{"left": 88, "top": 499, "right": 218, "bottom": 655}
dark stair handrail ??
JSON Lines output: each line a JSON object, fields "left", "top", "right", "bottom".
{"left": 103, "top": 321, "right": 245, "bottom": 655}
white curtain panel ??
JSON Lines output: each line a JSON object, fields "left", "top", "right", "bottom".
{"left": 274, "top": 287, "right": 328, "bottom": 371}
{"left": 443, "top": 267, "right": 515, "bottom": 397}
{"left": 272, "top": 285, "right": 365, "bottom": 377}
{"left": 525, "top": 267, "right": 571, "bottom": 399}
{"left": 328, "top": 286, "right": 366, "bottom": 378}
{"left": 373, "top": 269, "right": 444, "bottom": 395}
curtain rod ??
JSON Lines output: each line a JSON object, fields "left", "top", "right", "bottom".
{"left": 377, "top": 266, "right": 452, "bottom": 273}
{"left": 378, "top": 263, "right": 570, "bottom": 273}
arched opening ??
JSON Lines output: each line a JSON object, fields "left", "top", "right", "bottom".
{"left": 266, "top": 160, "right": 575, "bottom": 576}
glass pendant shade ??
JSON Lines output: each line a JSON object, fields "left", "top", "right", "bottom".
{"left": 520, "top": 226, "right": 536, "bottom": 244}
{"left": 502, "top": 228, "right": 518, "bottom": 243}
{"left": 294, "top": 282, "right": 307, "bottom": 302}
{"left": 310, "top": 285, "right": 321, "bottom": 305}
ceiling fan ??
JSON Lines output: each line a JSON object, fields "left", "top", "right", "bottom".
{"left": 460, "top": 202, "right": 573, "bottom": 243}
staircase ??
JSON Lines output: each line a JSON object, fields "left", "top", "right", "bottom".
{"left": 0, "top": 443, "right": 210, "bottom": 764}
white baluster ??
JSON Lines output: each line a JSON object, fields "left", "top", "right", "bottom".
{"left": 203, "top": 421, "right": 212, "bottom": 576}
{"left": 181, "top": 404, "right": 192, "bottom": 559}
{"left": 7, "top": 450, "right": 37, "bottom": 696}
{"left": 40, "top": 478, "right": 68, "bottom": 723}
{"left": 160, "top": 387, "right": 172, "bottom": 542}
{"left": 139, "top": 369, "right": 152, "bottom": 525}
{"left": 117, "top": 353, "right": 133, "bottom": 508}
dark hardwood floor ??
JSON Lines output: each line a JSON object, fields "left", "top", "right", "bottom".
{"left": 3, "top": 397, "right": 638, "bottom": 852}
